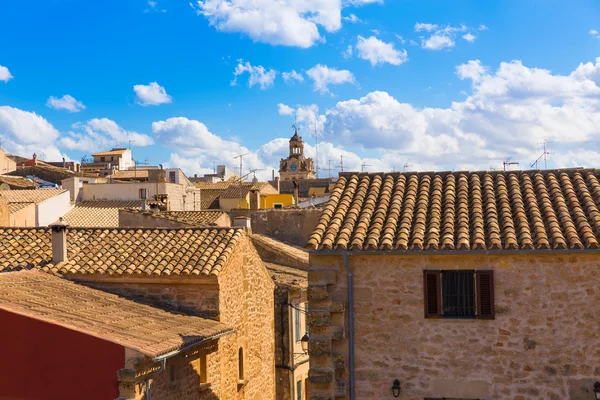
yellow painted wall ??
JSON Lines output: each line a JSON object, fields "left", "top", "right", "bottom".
{"left": 261, "top": 194, "right": 295, "bottom": 209}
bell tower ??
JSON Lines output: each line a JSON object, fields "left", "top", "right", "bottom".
{"left": 279, "top": 125, "right": 315, "bottom": 181}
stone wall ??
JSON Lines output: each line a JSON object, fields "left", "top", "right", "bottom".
{"left": 216, "top": 235, "right": 277, "bottom": 400}
{"left": 229, "top": 208, "right": 323, "bottom": 247}
{"left": 308, "top": 252, "right": 600, "bottom": 400}
{"left": 75, "top": 278, "right": 221, "bottom": 319}
{"left": 250, "top": 234, "right": 309, "bottom": 271}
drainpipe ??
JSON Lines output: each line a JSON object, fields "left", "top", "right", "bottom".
{"left": 343, "top": 252, "right": 355, "bottom": 400}
{"left": 145, "top": 358, "right": 166, "bottom": 400}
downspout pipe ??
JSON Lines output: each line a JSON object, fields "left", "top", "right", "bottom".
{"left": 145, "top": 358, "right": 166, "bottom": 400}
{"left": 343, "top": 252, "right": 355, "bottom": 400}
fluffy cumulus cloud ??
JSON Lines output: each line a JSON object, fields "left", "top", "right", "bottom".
{"left": 306, "top": 64, "right": 356, "bottom": 94}
{"left": 277, "top": 103, "right": 295, "bottom": 115}
{"left": 318, "top": 57, "right": 600, "bottom": 169}
{"left": 416, "top": 23, "right": 479, "bottom": 50}
{"left": 133, "top": 82, "right": 172, "bottom": 106}
{"left": 0, "top": 65, "right": 13, "bottom": 82}
{"left": 59, "top": 118, "right": 154, "bottom": 152}
{"left": 232, "top": 60, "right": 277, "bottom": 89}
{"left": 0, "top": 106, "right": 63, "bottom": 161}
{"left": 145, "top": 0, "right": 166, "bottom": 12}
{"left": 343, "top": 13, "right": 361, "bottom": 23}
{"left": 191, "top": 0, "right": 382, "bottom": 48}
{"left": 355, "top": 35, "right": 408, "bottom": 66}
{"left": 282, "top": 70, "right": 304, "bottom": 84}
{"left": 590, "top": 29, "right": 600, "bottom": 39}
{"left": 46, "top": 95, "right": 86, "bottom": 112}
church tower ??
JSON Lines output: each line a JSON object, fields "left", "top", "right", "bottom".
{"left": 279, "top": 126, "right": 315, "bottom": 181}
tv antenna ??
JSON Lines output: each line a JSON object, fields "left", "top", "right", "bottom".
{"left": 128, "top": 140, "right": 135, "bottom": 150}
{"left": 403, "top": 162, "right": 413, "bottom": 172}
{"left": 340, "top": 155, "right": 344, "bottom": 173}
{"left": 503, "top": 158, "right": 519, "bottom": 171}
{"left": 234, "top": 153, "right": 249, "bottom": 179}
{"left": 530, "top": 141, "right": 554, "bottom": 170}
{"left": 313, "top": 123, "right": 319, "bottom": 178}
{"left": 327, "top": 159, "right": 341, "bottom": 179}
{"left": 361, "top": 163, "right": 372, "bottom": 172}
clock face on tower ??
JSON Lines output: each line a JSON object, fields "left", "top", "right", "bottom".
{"left": 290, "top": 163, "right": 297, "bottom": 171}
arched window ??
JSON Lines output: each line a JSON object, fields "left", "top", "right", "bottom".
{"left": 238, "top": 347, "right": 244, "bottom": 380}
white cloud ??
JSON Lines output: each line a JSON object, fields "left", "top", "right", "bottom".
{"left": 0, "top": 65, "right": 13, "bottom": 82}
{"left": 414, "top": 22, "right": 438, "bottom": 32}
{"left": 478, "top": 24, "right": 488, "bottom": 31}
{"left": 356, "top": 35, "right": 408, "bottom": 66}
{"left": 145, "top": 0, "right": 166, "bottom": 12}
{"left": 456, "top": 60, "right": 488, "bottom": 81}
{"left": 46, "top": 95, "right": 86, "bottom": 113}
{"left": 417, "top": 23, "right": 475, "bottom": 50}
{"left": 422, "top": 33, "right": 455, "bottom": 50}
{"left": 343, "top": 13, "right": 361, "bottom": 23}
{"left": 231, "top": 60, "right": 277, "bottom": 89}
{"left": 191, "top": 0, "right": 383, "bottom": 48}
{"left": 133, "top": 82, "right": 172, "bottom": 106}
{"left": 282, "top": 70, "right": 304, "bottom": 84}
{"left": 462, "top": 33, "right": 476, "bottom": 42}
{"left": 278, "top": 103, "right": 295, "bottom": 115}
{"left": 395, "top": 34, "right": 406, "bottom": 44}
{"left": 590, "top": 29, "right": 600, "bottom": 39}
{"left": 0, "top": 106, "right": 63, "bottom": 161}
{"left": 342, "top": 45, "right": 353, "bottom": 58}
{"left": 59, "top": 118, "right": 154, "bottom": 152}
{"left": 318, "top": 57, "right": 600, "bottom": 169}
{"left": 306, "top": 64, "right": 356, "bottom": 94}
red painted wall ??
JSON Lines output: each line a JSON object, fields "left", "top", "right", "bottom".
{"left": 0, "top": 309, "right": 125, "bottom": 400}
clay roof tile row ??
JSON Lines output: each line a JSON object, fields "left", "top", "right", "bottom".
{"left": 307, "top": 169, "right": 600, "bottom": 252}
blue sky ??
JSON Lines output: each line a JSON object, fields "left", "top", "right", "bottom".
{"left": 1, "top": 0, "right": 600, "bottom": 178}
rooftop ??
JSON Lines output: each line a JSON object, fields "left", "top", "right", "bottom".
{"left": 106, "top": 170, "right": 149, "bottom": 180}
{"left": 0, "top": 188, "right": 67, "bottom": 204}
{"left": 0, "top": 227, "right": 245, "bottom": 276}
{"left": 265, "top": 262, "right": 307, "bottom": 289}
{"left": 0, "top": 271, "right": 233, "bottom": 358}
{"left": 307, "top": 169, "right": 600, "bottom": 252}
{"left": 92, "top": 148, "right": 129, "bottom": 157}
{"left": 122, "top": 210, "right": 229, "bottom": 227}
{"left": 62, "top": 200, "right": 143, "bottom": 227}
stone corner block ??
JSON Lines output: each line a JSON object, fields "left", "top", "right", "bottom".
{"left": 308, "top": 310, "right": 331, "bottom": 326}
{"left": 309, "top": 269, "right": 338, "bottom": 285}
{"left": 308, "top": 284, "right": 330, "bottom": 301}
{"left": 309, "top": 338, "right": 332, "bottom": 355}
{"left": 329, "top": 302, "right": 345, "bottom": 313}
{"left": 309, "top": 367, "right": 335, "bottom": 384}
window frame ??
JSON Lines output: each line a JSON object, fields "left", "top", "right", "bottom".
{"left": 423, "top": 269, "right": 495, "bottom": 320}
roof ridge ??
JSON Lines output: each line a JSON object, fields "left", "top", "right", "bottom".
{"left": 338, "top": 167, "right": 596, "bottom": 178}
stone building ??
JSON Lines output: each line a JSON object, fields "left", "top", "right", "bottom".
{"left": 0, "top": 147, "right": 17, "bottom": 174}
{"left": 279, "top": 129, "right": 315, "bottom": 181}
{"left": 0, "top": 225, "right": 276, "bottom": 400}
{"left": 306, "top": 169, "right": 600, "bottom": 400}
{"left": 251, "top": 234, "right": 311, "bottom": 400}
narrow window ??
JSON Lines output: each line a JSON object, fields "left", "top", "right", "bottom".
{"left": 296, "top": 380, "right": 302, "bottom": 400}
{"left": 295, "top": 306, "right": 301, "bottom": 342}
{"left": 238, "top": 348, "right": 244, "bottom": 380}
{"left": 139, "top": 188, "right": 147, "bottom": 199}
{"left": 169, "top": 171, "right": 176, "bottom": 183}
{"left": 442, "top": 270, "right": 475, "bottom": 318}
{"left": 100, "top": 156, "right": 105, "bottom": 162}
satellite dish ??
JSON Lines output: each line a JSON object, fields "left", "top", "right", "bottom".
{"left": 0, "top": 183, "right": 10, "bottom": 190}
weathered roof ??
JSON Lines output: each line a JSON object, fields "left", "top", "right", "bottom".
{"left": 7, "top": 202, "right": 33, "bottom": 213}
{"left": 0, "top": 227, "right": 244, "bottom": 276}
{"left": 200, "top": 190, "right": 223, "bottom": 209}
{"left": 0, "top": 189, "right": 67, "bottom": 204}
{"left": 251, "top": 234, "right": 309, "bottom": 270}
{"left": 123, "top": 210, "right": 229, "bottom": 227}
{"left": 194, "top": 181, "right": 234, "bottom": 190}
{"left": 266, "top": 263, "right": 307, "bottom": 289}
{"left": 0, "top": 175, "right": 36, "bottom": 189}
{"left": 307, "top": 169, "right": 600, "bottom": 252}
{"left": 106, "top": 170, "right": 149, "bottom": 180}
{"left": 92, "top": 149, "right": 128, "bottom": 156}
{"left": 62, "top": 201, "right": 143, "bottom": 228}
{"left": 221, "top": 183, "right": 255, "bottom": 199}
{"left": 0, "top": 271, "right": 233, "bottom": 358}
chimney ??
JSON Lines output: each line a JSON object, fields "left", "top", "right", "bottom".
{"left": 232, "top": 216, "right": 252, "bottom": 233}
{"left": 49, "top": 218, "right": 69, "bottom": 264}
{"left": 62, "top": 157, "right": 66, "bottom": 169}
{"left": 274, "top": 176, "right": 280, "bottom": 193}
{"left": 32, "top": 153, "right": 37, "bottom": 162}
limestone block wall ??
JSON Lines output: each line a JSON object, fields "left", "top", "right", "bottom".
{"left": 76, "top": 278, "right": 221, "bottom": 319}
{"left": 217, "top": 235, "right": 277, "bottom": 400}
{"left": 308, "top": 252, "right": 600, "bottom": 400}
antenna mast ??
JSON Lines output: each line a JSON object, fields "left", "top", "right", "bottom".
{"left": 530, "top": 141, "right": 553, "bottom": 170}
{"left": 234, "top": 153, "right": 250, "bottom": 180}
{"left": 340, "top": 155, "right": 344, "bottom": 173}
{"left": 503, "top": 160, "right": 519, "bottom": 171}
{"left": 314, "top": 123, "right": 319, "bottom": 179}
{"left": 361, "top": 163, "right": 372, "bottom": 173}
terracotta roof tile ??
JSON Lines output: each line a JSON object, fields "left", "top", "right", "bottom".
{"left": 307, "top": 169, "right": 600, "bottom": 252}
{"left": 0, "top": 189, "right": 66, "bottom": 204}
{"left": 0, "top": 227, "right": 244, "bottom": 276}
{"left": 106, "top": 170, "right": 149, "bottom": 180}
{"left": 265, "top": 263, "right": 307, "bottom": 289}
{"left": 0, "top": 271, "right": 233, "bottom": 358}
{"left": 122, "top": 210, "right": 228, "bottom": 227}
{"left": 62, "top": 201, "right": 143, "bottom": 227}
{"left": 200, "top": 190, "right": 223, "bottom": 209}
{"left": 194, "top": 181, "right": 234, "bottom": 190}
{"left": 7, "top": 202, "right": 33, "bottom": 213}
